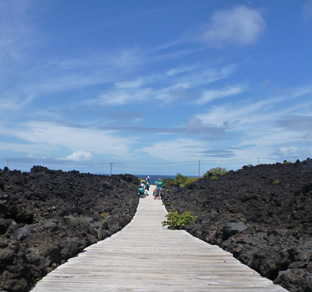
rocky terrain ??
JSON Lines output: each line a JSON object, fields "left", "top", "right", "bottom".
{"left": 162, "top": 159, "right": 312, "bottom": 292}
{"left": 0, "top": 166, "right": 139, "bottom": 292}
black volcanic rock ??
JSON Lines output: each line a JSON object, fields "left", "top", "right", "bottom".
{"left": 0, "top": 166, "right": 139, "bottom": 292}
{"left": 162, "top": 159, "right": 312, "bottom": 292}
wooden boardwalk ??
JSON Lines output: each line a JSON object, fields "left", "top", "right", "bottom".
{"left": 32, "top": 186, "right": 287, "bottom": 292}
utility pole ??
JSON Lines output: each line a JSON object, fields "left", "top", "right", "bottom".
{"left": 109, "top": 162, "right": 114, "bottom": 176}
{"left": 7, "top": 160, "right": 9, "bottom": 169}
{"left": 198, "top": 160, "right": 200, "bottom": 178}
{"left": 257, "top": 157, "right": 260, "bottom": 165}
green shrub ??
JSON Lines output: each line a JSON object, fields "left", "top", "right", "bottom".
{"left": 210, "top": 175, "right": 218, "bottom": 180}
{"left": 163, "top": 174, "right": 199, "bottom": 188}
{"left": 32, "top": 277, "right": 41, "bottom": 285}
{"left": 182, "top": 176, "right": 199, "bottom": 186}
{"left": 272, "top": 180, "right": 280, "bottom": 185}
{"left": 203, "top": 167, "right": 228, "bottom": 178}
{"left": 163, "top": 178, "right": 175, "bottom": 188}
{"left": 162, "top": 210, "right": 197, "bottom": 230}
{"left": 100, "top": 212, "right": 110, "bottom": 219}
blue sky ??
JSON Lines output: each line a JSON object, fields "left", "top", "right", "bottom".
{"left": 1, "top": 0, "right": 312, "bottom": 176}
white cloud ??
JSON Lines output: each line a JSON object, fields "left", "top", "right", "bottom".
{"left": 139, "top": 137, "right": 276, "bottom": 171}
{"left": 92, "top": 87, "right": 151, "bottom": 106}
{"left": 58, "top": 151, "right": 93, "bottom": 162}
{"left": 196, "top": 85, "right": 245, "bottom": 104}
{"left": 8, "top": 121, "right": 138, "bottom": 158}
{"left": 229, "top": 147, "right": 277, "bottom": 166}
{"left": 140, "top": 138, "right": 206, "bottom": 162}
{"left": 193, "top": 91, "right": 312, "bottom": 164}
{"left": 177, "top": 66, "right": 237, "bottom": 88}
{"left": 0, "top": 94, "right": 34, "bottom": 111}
{"left": 200, "top": 5, "right": 265, "bottom": 47}
{"left": 292, "top": 85, "right": 312, "bottom": 98}
{"left": 165, "top": 65, "right": 199, "bottom": 77}
{"left": 197, "top": 95, "right": 288, "bottom": 127}
{"left": 84, "top": 63, "right": 236, "bottom": 106}
{"left": 278, "top": 146, "right": 299, "bottom": 156}
{"left": 115, "top": 79, "right": 144, "bottom": 89}
{"left": 272, "top": 146, "right": 311, "bottom": 162}
{"left": 240, "top": 130, "right": 300, "bottom": 149}
{"left": 0, "top": 1, "right": 36, "bottom": 62}
{"left": 110, "top": 49, "right": 143, "bottom": 70}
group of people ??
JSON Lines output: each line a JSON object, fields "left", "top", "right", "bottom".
{"left": 137, "top": 176, "right": 164, "bottom": 199}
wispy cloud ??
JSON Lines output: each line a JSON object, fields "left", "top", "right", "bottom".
{"left": 196, "top": 85, "right": 245, "bottom": 104}
{"left": 84, "top": 63, "right": 236, "bottom": 106}
{"left": 276, "top": 116, "right": 312, "bottom": 141}
{"left": 0, "top": 1, "right": 35, "bottom": 61}
{"left": 176, "top": 65, "right": 237, "bottom": 88}
{"left": 292, "top": 85, "right": 312, "bottom": 98}
{"left": 0, "top": 0, "right": 40, "bottom": 113}
{"left": 303, "top": 0, "right": 312, "bottom": 23}
{"left": 0, "top": 140, "right": 57, "bottom": 155}
{"left": 199, "top": 5, "right": 265, "bottom": 47}
{"left": 94, "top": 120, "right": 224, "bottom": 137}
{"left": 6, "top": 121, "right": 138, "bottom": 158}
{"left": 0, "top": 93, "right": 34, "bottom": 111}
{"left": 144, "top": 64, "right": 236, "bottom": 89}
{"left": 198, "top": 149, "right": 235, "bottom": 158}
{"left": 192, "top": 88, "right": 312, "bottom": 163}
{"left": 90, "top": 87, "right": 151, "bottom": 106}
{"left": 27, "top": 51, "right": 143, "bottom": 94}
{"left": 116, "top": 79, "right": 144, "bottom": 89}
{"left": 197, "top": 94, "right": 289, "bottom": 127}
{"left": 140, "top": 138, "right": 207, "bottom": 162}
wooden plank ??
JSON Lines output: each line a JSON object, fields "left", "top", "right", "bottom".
{"left": 32, "top": 186, "right": 288, "bottom": 292}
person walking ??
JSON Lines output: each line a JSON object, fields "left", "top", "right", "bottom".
{"left": 154, "top": 177, "right": 163, "bottom": 199}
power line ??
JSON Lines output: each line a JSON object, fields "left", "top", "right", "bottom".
{"left": 1, "top": 156, "right": 297, "bottom": 175}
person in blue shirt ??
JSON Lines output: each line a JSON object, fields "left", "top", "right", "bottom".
{"left": 154, "top": 177, "right": 163, "bottom": 199}
{"left": 138, "top": 183, "right": 145, "bottom": 198}
{"left": 145, "top": 176, "right": 150, "bottom": 191}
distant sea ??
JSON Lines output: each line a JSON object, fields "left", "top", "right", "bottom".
{"left": 135, "top": 174, "right": 176, "bottom": 184}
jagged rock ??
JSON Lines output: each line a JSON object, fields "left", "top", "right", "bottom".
{"left": 163, "top": 158, "right": 312, "bottom": 292}
{"left": 0, "top": 167, "right": 139, "bottom": 292}
{"left": 0, "top": 248, "right": 16, "bottom": 267}
{"left": 12, "top": 226, "right": 31, "bottom": 241}
{"left": 222, "top": 222, "right": 248, "bottom": 240}
{"left": 0, "top": 218, "right": 11, "bottom": 234}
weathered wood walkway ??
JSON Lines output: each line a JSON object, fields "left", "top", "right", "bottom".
{"left": 32, "top": 186, "right": 287, "bottom": 291}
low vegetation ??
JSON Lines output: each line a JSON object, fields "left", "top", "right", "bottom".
{"left": 203, "top": 167, "right": 228, "bottom": 177}
{"left": 272, "top": 179, "right": 280, "bottom": 185}
{"left": 163, "top": 167, "right": 229, "bottom": 188}
{"left": 162, "top": 209, "right": 197, "bottom": 230}
{"left": 163, "top": 173, "right": 199, "bottom": 188}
